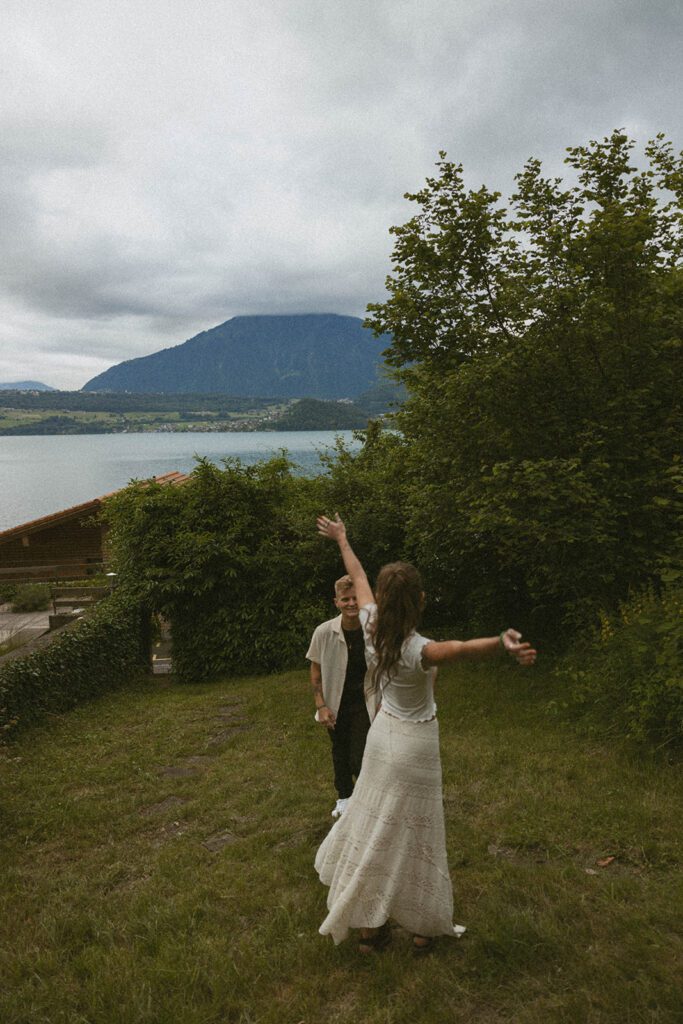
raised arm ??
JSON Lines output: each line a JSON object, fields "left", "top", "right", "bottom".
{"left": 422, "top": 628, "right": 536, "bottom": 668}
{"left": 316, "top": 514, "right": 374, "bottom": 607}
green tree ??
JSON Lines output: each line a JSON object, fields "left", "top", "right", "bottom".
{"left": 366, "top": 131, "right": 682, "bottom": 637}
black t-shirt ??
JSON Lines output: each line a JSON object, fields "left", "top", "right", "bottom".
{"left": 342, "top": 626, "right": 366, "bottom": 699}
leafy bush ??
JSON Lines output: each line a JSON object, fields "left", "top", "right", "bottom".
{"left": 102, "top": 428, "right": 426, "bottom": 681}
{"left": 11, "top": 584, "right": 50, "bottom": 612}
{"left": 0, "top": 588, "right": 149, "bottom": 737}
{"left": 555, "top": 584, "right": 683, "bottom": 747}
{"left": 0, "top": 583, "right": 17, "bottom": 605}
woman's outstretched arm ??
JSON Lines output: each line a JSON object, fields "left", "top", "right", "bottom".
{"left": 316, "top": 514, "right": 374, "bottom": 607}
{"left": 422, "top": 629, "right": 536, "bottom": 668}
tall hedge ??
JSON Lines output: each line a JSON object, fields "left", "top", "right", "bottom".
{"left": 0, "top": 589, "right": 149, "bottom": 738}
{"left": 103, "top": 455, "right": 340, "bottom": 681}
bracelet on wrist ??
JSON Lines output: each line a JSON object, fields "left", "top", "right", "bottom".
{"left": 499, "top": 631, "right": 507, "bottom": 650}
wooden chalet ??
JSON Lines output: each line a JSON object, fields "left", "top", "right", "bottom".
{"left": 0, "top": 471, "right": 188, "bottom": 583}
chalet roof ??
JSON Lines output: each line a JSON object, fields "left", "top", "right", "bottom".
{"left": 0, "top": 471, "right": 189, "bottom": 542}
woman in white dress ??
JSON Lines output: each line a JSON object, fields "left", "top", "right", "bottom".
{"left": 314, "top": 513, "right": 536, "bottom": 954}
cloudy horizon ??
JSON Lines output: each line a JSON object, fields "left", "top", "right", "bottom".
{"left": 2, "top": 0, "right": 681, "bottom": 390}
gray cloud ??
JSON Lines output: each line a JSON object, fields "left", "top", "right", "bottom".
{"left": 0, "top": 0, "right": 680, "bottom": 389}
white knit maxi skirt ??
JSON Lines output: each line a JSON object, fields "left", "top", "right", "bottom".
{"left": 315, "top": 708, "right": 464, "bottom": 944}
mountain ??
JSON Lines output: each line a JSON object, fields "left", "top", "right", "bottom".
{"left": 0, "top": 381, "right": 55, "bottom": 391}
{"left": 82, "top": 314, "right": 391, "bottom": 398}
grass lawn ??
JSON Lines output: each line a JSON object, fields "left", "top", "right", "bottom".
{"left": 1, "top": 662, "right": 681, "bottom": 1023}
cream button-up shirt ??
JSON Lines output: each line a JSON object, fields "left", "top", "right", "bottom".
{"left": 305, "top": 614, "right": 377, "bottom": 723}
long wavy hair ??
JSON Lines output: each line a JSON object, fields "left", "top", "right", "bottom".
{"left": 370, "top": 561, "right": 425, "bottom": 690}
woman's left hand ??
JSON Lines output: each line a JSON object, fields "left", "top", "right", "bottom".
{"left": 501, "top": 628, "right": 537, "bottom": 666}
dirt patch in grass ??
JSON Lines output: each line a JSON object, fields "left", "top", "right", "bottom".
{"left": 148, "top": 818, "right": 193, "bottom": 846}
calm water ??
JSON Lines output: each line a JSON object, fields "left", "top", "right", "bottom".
{"left": 0, "top": 431, "right": 360, "bottom": 531}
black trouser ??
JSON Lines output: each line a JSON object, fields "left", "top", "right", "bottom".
{"left": 328, "top": 694, "right": 371, "bottom": 799}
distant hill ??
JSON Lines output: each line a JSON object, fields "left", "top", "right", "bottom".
{"left": 0, "top": 381, "right": 55, "bottom": 391}
{"left": 82, "top": 314, "right": 391, "bottom": 398}
{"left": 271, "top": 398, "right": 369, "bottom": 431}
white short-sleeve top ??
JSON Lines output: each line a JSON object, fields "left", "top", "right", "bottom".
{"left": 358, "top": 603, "right": 437, "bottom": 722}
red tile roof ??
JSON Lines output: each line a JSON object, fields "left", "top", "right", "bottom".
{"left": 0, "top": 471, "right": 189, "bottom": 542}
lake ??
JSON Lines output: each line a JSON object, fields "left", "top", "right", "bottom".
{"left": 0, "top": 431, "right": 361, "bottom": 531}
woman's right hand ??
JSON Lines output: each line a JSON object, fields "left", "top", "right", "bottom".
{"left": 316, "top": 512, "right": 375, "bottom": 607}
{"left": 316, "top": 513, "right": 346, "bottom": 544}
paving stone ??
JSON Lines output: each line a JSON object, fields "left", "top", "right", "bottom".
{"left": 207, "top": 725, "right": 251, "bottom": 746}
{"left": 139, "top": 796, "right": 187, "bottom": 817}
{"left": 202, "top": 830, "right": 240, "bottom": 852}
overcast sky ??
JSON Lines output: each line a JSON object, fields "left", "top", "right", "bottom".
{"left": 1, "top": 0, "right": 681, "bottom": 390}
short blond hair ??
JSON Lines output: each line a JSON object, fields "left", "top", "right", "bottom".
{"left": 334, "top": 574, "right": 354, "bottom": 596}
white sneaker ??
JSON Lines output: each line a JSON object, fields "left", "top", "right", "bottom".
{"left": 331, "top": 798, "right": 349, "bottom": 818}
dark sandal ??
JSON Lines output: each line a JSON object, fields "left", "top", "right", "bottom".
{"left": 358, "top": 923, "right": 391, "bottom": 954}
{"left": 412, "top": 935, "right": 434, "bottom": 955}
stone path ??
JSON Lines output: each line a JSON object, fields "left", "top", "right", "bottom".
{"left": 151, "top": 617, "right": 173, "bottom": 675}
{"left": 139, "top": 697, "right": 252, "bottom": 851}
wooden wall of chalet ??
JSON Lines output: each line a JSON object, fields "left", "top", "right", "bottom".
{"left": 0, "top": 513, "right": 107, "bottom": 580}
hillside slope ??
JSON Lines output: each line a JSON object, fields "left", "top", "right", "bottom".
{"left": 2, "top": 665, "right": 681, "bottom": 1023}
